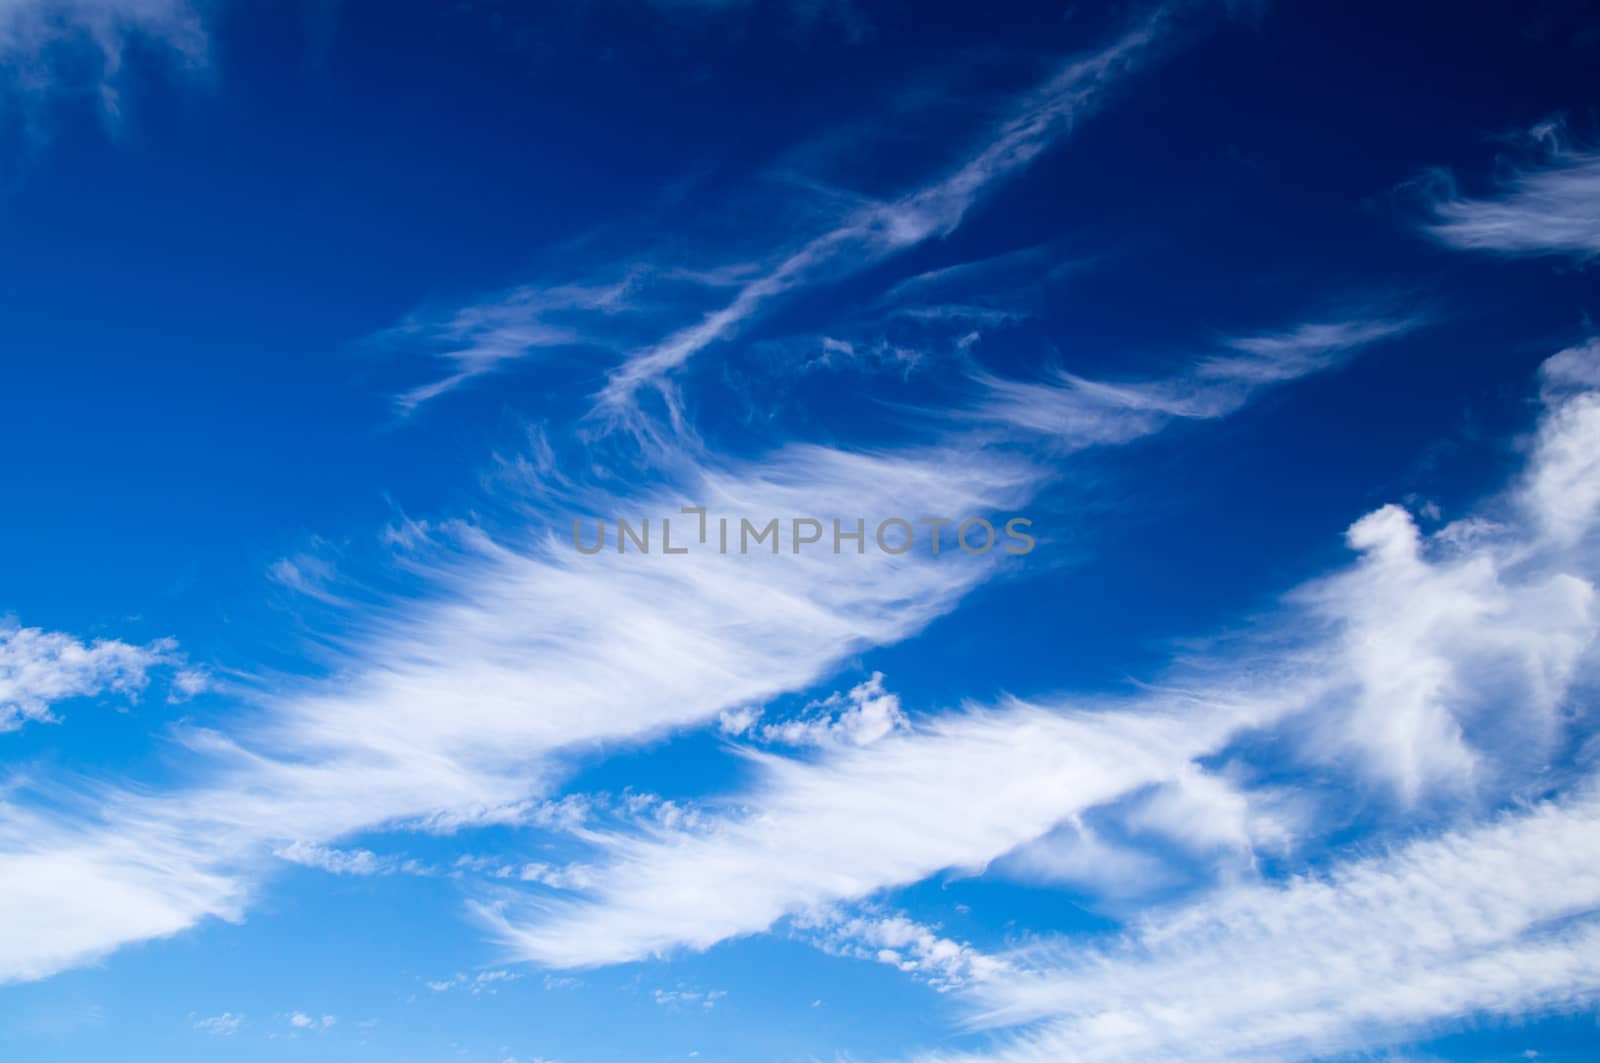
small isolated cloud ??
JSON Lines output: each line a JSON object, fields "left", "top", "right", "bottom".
{"left": 426, "top": 969, "right": 521, "bottom": 995}
{"left": 652, "top": 985, "right": 727, "bottom": 1009}
{"left": 167, "top": 668, "right": 210, "bottom": 702}
{"left": 287, "top": 1011, "right": 334, "bottom": 1030}
{"left": 275, "top": 841, "right": 391, "bottom": 877}
{"left": 191, "top": 1011, "right": 242, "bottom": 1036}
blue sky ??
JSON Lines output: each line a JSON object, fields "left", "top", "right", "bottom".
{"left": 2, "top": 1, "right": 1600, "bottom": 1060}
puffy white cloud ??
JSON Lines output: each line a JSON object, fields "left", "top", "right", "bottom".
{"left": 1524, "top": 338, "right": 1600, "bottom": 546}
{"left": 287, "top": 1011, "right": 334, "bottom": 1030}
{"left": 0, "top": 620, "right": 185, "bottom": 731}
{"left": 1292, "top": 501, "right": 1593, "bottom": 800}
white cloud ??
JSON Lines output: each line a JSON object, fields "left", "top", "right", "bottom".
{"left": 652, "top": 984, "right": 726, "bottom": 1009}
{"left": 482, "top": 696, "right": 1262, "bottom": 967}
{"left": 1199, "top": 316, "right": 1422, "bottom": 383}
{"left": 596, "top": 13, "right": 1173, "bottom": 417}
{"left": 382, "top": 279, "right": 638, "bottom": 410}
{"left": 995, "top": 819, "right": 1177, "bottom": 899}
{"left": 799, "top": 908, "right": 1007, "bottom": 993}
{"left": 481, "top": 339, "right": 1600, "bottom": 967}
{"left": 0, "top": 302, "right": 1474, "bottom": 986}
{"left": 167, "top": 667, "right": 210, "bottom": 702}
{"left": 191, "top": 1011, "right": 243, "bottom": 1036}
{"left": 1291, "top": 500, "right": 1594, "bottom": 800}
{"left": 754, "top": 671, "right": 908, "bottom": 747}
{"left": 390, "top": 12, "right": 1182, "bottom": 415}
{"left": 0, "top": 620, "right": 184, "bottom": 731}
{"left": 0, "top": 798, "right": 246, "bottom": 984}
{"left": 1120, "top": 764, "right": 1302, "bottom": 857}
{"left": 426, "top": 969, "right": 520, "bottom": 995}
{"left": 1421, "top": 127, "right": 1600, "bottom": 259}
{"left": 0, "top": 436, "right": 1037, "bottom": 984}
{"left": 975, "top": 313, "right": 1421, "bottom": 446}
{"left": 1525, "top": 337, "right": 1600, "bottom": 546}
{"left": 927, "top": 786, "right": 1600, "bottom": 1063}
{"left": 0, "top": 0, "right": 205, "bottom": 128}
{"left": 287, "top": 1011, "right": 334, "bottom": 1030}
{"left": 274, "top": 841, "right": 391, "bottom": 877}
{"left": 717, "top": 705, "right": 763, "bottom": 736}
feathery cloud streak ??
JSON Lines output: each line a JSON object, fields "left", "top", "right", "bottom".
{"left": 1422, "top": 125, "right": 1600, "bottom": 259}
{"left": 596, "top": 12, "right": 1174, "bottom": 416}
{"left": 391, "top": 11, "right": 1181, "bottom": 412}
{"left": 926, "top": 785, "right": 1600, "bottom": 1063}
{"left": 0, "top": 0, "right": 204, "bottom": 124}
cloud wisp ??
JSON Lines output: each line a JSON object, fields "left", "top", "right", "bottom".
{"left": 974, "top": 312, "right": 1422, "bottom": 447}
{"left": 1421, "top": 123, "right": 1600, "bottom": 260}
{"left": 0, "top": 0, "right": 205, "bottom": 130}
{"left": 388, "top": 10, "right": 1183, "bottom": 415}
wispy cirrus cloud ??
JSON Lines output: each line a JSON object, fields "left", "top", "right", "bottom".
{"left": 0, "top": 437, "right": 1036, "bottom": 984}
{"left": 925, "top": 786, "right": 1600, "bottom": 1063}
{"left": 0, "top": 0, "right": 205, "bottom": 127}
{"left": 1420, "top": 121, "right": 1600, "bottom": 259}
{"left": 974, "top": 312, "right": 1423, "bottom": 446}
{"left": 190, "top": 1011, "right": 243, "bottom": 1036}
{"left": 382, "top": 278, "right": 639, "bottom": 412}
{"left": 483, "top": 693, "right": 1265, "bottom": 969}
{"left": 389, "top": 10, "right": 1186, "bottom": 416}
{"left": 595, "top": 12, "right": 1176, "bottom": 420}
